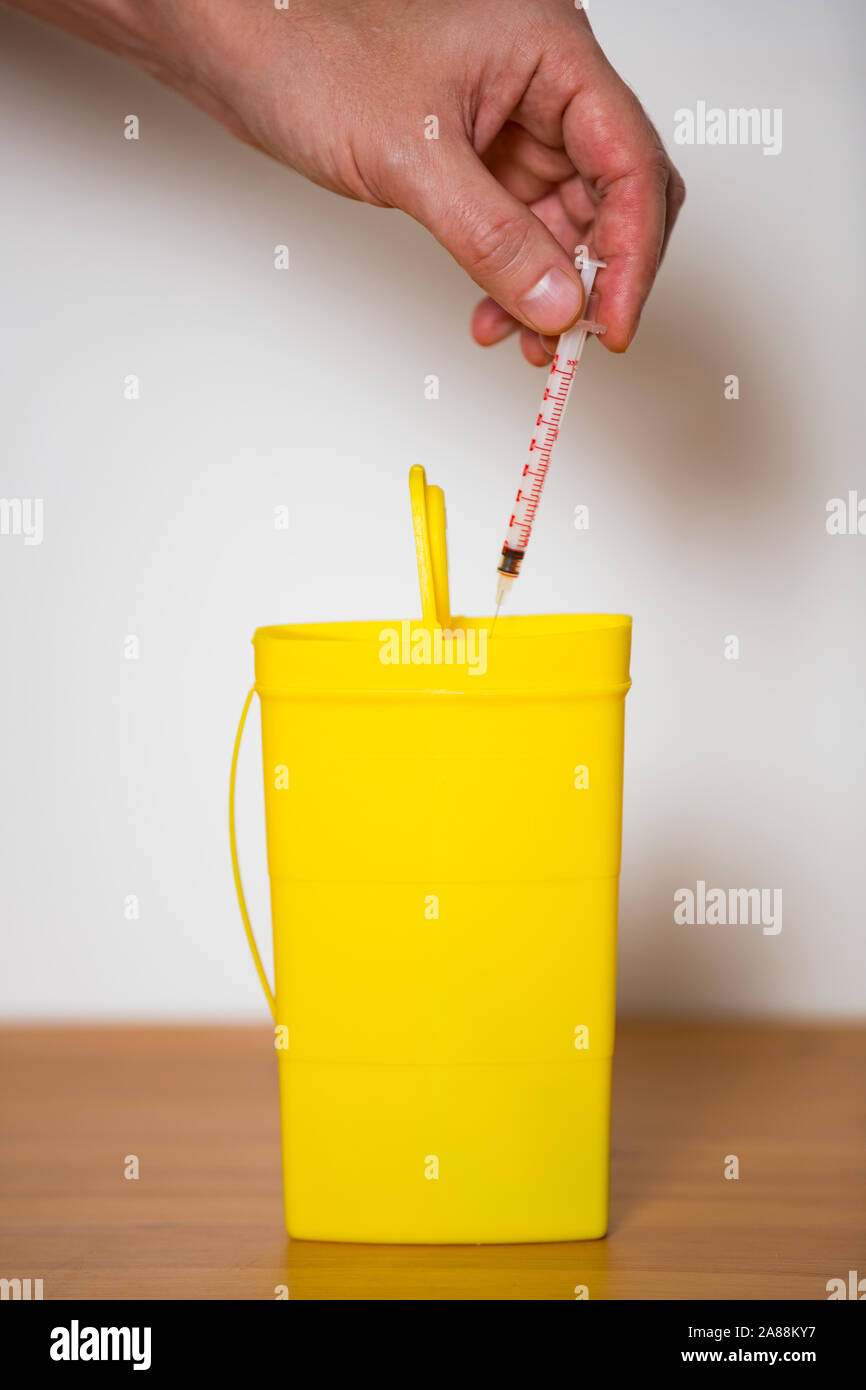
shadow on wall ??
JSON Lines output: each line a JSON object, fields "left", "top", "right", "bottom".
{"left": 588, "top": 261, "right": 803, "bottom": 513}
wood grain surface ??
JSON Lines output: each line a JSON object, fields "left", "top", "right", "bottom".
{"left": 0, "top": 1023, "right": 863, "bottom": 1301}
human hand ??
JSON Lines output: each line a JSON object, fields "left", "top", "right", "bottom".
{"left": 13, "top": 0, "right": 684, "bottom": 364}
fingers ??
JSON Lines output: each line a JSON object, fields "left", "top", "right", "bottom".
{"left": 481, "top": 122, "right": 577, "bottom": 204}
{"left": 520, "top": 325, "right": 551, "bottom": 366}
{"left": 471, "top": 297, "right": 518, "bottom": 345}
{"left": 463, "top": 43, "right": 685, "bottom": 359}
{"left": 400, "top": 140, "right": 586, "bottom": 336}
{"left": 472, "top": 295, "right": 557, "bottom": 367}
{"left": 470, "top": 185, "right": 590, "bottom": 362}
{"left": 558, "top": 60, "right": 683, "bottom": 351}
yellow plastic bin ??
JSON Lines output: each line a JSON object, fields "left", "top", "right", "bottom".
{"left": 230, "top": 469, "right": 631, "bottom": 1243}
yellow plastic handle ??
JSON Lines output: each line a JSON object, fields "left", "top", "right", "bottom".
{"left": 229, "top": 686, "right": 277, "bottom": 1020}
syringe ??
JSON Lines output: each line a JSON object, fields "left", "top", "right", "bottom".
{"left": 494, "top": 245, "right": 606, "bottom": 614}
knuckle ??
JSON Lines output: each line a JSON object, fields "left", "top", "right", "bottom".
{"left": 669, "top": 167, "right": 687, "bottom": 209}
{"left": 461, "top": 204, "right": 532, "bottom": 279}
{"left": 369, "top": 140, "right": 425, "bottom": 204}
{"left": 644, "top": 146, "right": 672, "bottom": 190}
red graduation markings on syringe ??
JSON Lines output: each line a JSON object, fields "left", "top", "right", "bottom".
{"left": 496, "top": 247, "right": 605, "bottom": 594}
{"left": 510, "top": 353, "right": 581, "bottom": 547}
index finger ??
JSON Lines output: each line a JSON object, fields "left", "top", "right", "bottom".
{"left": 561, "top": 62, "right": 678, "bottom": 351}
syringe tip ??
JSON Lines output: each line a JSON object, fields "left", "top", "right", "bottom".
{"left": 495, "top": 573, "right": 513, "bottom": 611}
{"left": 490, "top": 573, "right": 513, "bottom": 637}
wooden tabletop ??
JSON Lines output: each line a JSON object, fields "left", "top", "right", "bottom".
{"left": 1, "top": 1023, "right": 863, "bottom": 1301}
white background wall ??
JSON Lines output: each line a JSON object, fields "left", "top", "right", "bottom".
{"left": 1, "top": 1, "right": 863, "bottom": 1020}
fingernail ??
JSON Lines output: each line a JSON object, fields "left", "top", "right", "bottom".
{"left": 518, "top": 268, "right": 584, "bottom": 334}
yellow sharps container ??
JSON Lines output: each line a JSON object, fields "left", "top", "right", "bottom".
{"left": 230, "top": 468, "right": 631, "bottom": 1243}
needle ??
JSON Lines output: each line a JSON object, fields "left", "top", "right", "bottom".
{"left": 490, "top": 573, "right": 514, "bottom": 637}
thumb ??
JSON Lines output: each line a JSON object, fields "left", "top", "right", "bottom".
{"left": 401, "top": 140, "right": 585, "bottom": 335}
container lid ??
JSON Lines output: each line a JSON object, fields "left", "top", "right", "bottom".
{"left": 254, "top": 614, "right": 631, "bottom": 698}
